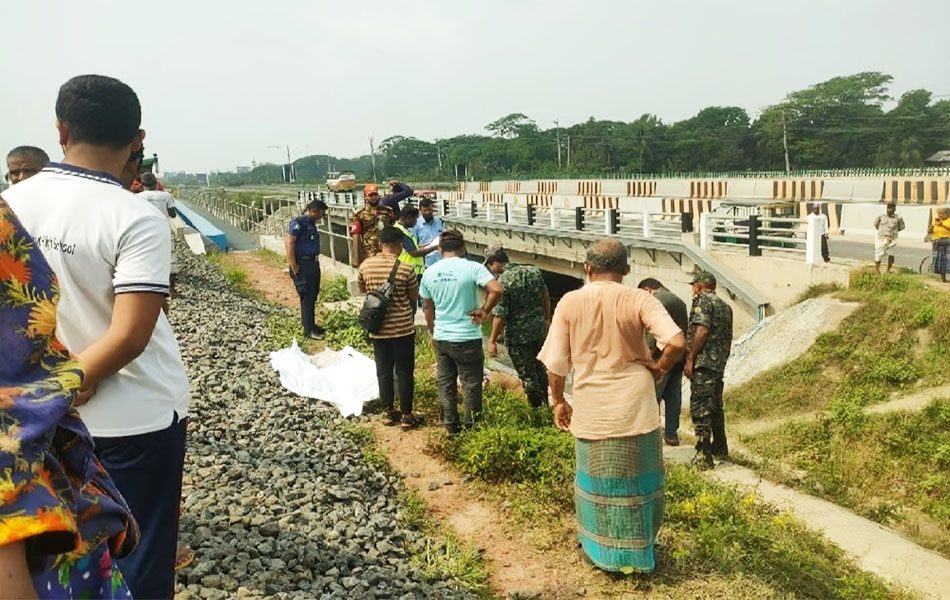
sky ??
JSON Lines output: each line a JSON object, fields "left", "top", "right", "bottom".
{"left": 2, "top": 0, "right": 948, "bottom": 173}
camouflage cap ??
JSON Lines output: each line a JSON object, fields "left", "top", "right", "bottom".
{"left": 483, "top": 244, "right": 508, "bottom": 265}
{"left": 690, "top": 271, "right": 717, "bottom": 286}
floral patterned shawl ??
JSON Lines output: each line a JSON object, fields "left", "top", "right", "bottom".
{"left": 0, "top": 195, "right": 138, "bottom": 575}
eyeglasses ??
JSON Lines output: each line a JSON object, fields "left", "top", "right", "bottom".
{"left": 5, "top": 168, "right": 42, "bottom": 182}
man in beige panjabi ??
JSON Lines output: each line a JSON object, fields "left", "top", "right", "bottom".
{"left": 537, "top": 238, "right": 685, "bottom": 574}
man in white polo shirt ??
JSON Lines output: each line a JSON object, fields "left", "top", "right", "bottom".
{"left": 4, "top": 74, "right": 189, "bottom": 600}
{"left": 137, "top": 171, "right": 180, "bottom": 299}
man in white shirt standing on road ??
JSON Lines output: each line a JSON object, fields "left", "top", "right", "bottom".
{"left": 806, "top": 203, "right": 830, "bottom": 263}
{"left": 137, "top": 171, "right": 180, "bottom": 298}
{"left": 4, "top": 74, "right": 190, "bottom": 600}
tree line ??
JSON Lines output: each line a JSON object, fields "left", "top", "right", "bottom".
{"left": 169, "top": 72, "right": 949, "bottom": 187}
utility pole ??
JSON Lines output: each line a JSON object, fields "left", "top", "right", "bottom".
{"left": 369, "top": 135, "right": 377, "bottom": 182}
{"left": 781, "top": 109, "right": 791, "bottom": 175}
{"left": 436, "top": 145, "right": 443, "bottom": 172}
{"left": 554, "top": 119, "right": 562, "bottom": 170}
{"left": 566, "top": 135, "right": 571, "bottom": 169}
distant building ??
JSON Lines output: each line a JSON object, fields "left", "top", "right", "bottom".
{"left": 926, "top": 150, "right": 950, "bottom": 167}
{"left": 236, "top": 166, "right": 251, "bottom": 173}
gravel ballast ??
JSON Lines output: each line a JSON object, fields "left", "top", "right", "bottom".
{"left": 169, "top": 246, "right": 474, "bottom": 599}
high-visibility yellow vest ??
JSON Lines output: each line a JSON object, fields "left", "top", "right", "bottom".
{"left": 394, "top": 223, "right": 424, "bottom": 275}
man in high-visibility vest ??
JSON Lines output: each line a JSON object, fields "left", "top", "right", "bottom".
{"left": 394, "top": 206, "right": 438, "bottom": 276}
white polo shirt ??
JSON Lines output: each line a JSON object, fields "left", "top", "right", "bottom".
{"left": 4, "top": 163, "right": 190, "bottom": 437}
{"left": 137, "top": 189, "right": 176, "bottom": 217}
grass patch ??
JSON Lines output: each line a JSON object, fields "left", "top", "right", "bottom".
{"left": 320, "top": 274, "right": 350, "bottom": 302}
{"left": 338, "top": 422, "right": 490, "bottom": 597}
{"left": 322, "top": 308, "right": 373, "bottom": 355}
{"left": 793, "top": 281, "right": 843, "bottom": 304}
{"left": 745, "top": 397, "right": 950, "bottom": 555}
{"left": 253, "top": 247, "right": 287, "bottom": 269}
{"left": 433, "top": 382, "right": 907, "bottom": 598}
{"left": 206, "top": 253, "right": 263, "bottom": 300}
{"left": 727, "top": 272, "right": 950, "bottom": 420}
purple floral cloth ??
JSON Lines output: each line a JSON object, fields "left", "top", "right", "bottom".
{"left": 0, "top": 196, "right": 137, "bottom": 598}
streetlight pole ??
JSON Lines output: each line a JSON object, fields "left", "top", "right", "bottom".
{"left": 369, "top": 135, "right": 377, "bottom": 182}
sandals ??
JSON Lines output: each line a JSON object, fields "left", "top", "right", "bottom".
{"left": 382, "top": 410, "right": 400, "bottom": 426}
{"left": 399, "top": 414, "right": 418, "bottom": 430}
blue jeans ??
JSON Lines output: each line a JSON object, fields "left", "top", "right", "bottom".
{"left": 655, "top": 360, "right": 683, "bottom": 437}
{"left": 94, "top": 412, "right": 188, "bottom": 600}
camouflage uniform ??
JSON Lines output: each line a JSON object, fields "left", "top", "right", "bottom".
{"left": 686, "top": 290, "right": 733, "bottom": 456}
{"left": 352, "top": 205, "right": 393, "bottom": 262}
{"left": 493, "top": 264, "right": 549, "bottom": 407}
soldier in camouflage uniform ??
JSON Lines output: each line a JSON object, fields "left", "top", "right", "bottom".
{"left": 351, "top": 183, "right": 395, "bottom": 264}
{"left": 684, "top": 271, "right": 733, "bottom": 469}
{"left": 485, "top": 248, "right": 552, "bottom": 408}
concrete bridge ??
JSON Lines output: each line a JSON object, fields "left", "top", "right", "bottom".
{"left": 177, "top": 172, "right": 947, "bottom": 331}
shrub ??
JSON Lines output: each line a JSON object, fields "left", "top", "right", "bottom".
{"left": 320, "top": 274, "right": 350, "bottom": 302}
{"left": 322, "top": 308, "right": 372, "bottom": 355}
{"left": 451, "top": 424, "right": 574, "bottom": 486}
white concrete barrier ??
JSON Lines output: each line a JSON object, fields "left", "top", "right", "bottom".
{"left": 728, "top": 179, "right": 758, "bottom": 198}
{"left": 601, "top": 180, "right": 628, "bottom": 196}
{"left": 822, "top": 179, "right": 854, "bottom": 201}
{"left": 840, "top": 204, "right": 932, "bottom": 239}
{"left": 655, "top": 179, "right": 691, "bottom": 197}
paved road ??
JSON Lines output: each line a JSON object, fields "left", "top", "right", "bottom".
{"left": 828, "top": 238, "right": 931, "bottom": 272}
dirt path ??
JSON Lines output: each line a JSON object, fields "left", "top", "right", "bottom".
{"left": 371, "top": 425, "right": 600, "bottom": 598}
{"left": 218, "top": 250, "right": 603, "bottom": 597}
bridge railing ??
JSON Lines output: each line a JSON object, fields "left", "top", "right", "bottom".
{"left": 700, "top": 214, "right": 807, "bottom": 256}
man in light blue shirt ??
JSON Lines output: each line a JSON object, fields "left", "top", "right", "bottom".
{"left": 420, "top": 230, "right": 503, "bottom": 433}
{"left": 413, "top": 197, "right": 444, "bottom": 269}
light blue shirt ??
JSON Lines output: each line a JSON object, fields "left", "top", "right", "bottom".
{"left": 420, "top": 256, "right": 494, "bottom": 342}
{"left": 413, "top": 216, "right": 444, "bottom": 268}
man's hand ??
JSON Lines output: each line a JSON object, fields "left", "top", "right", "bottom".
{"left": 553, "top": 402, "right": 573, "bottom": 432}
{"left": 469, "top": 308, "right": 488, "bottom": 325}
{"left": 488, "top": 341, "right": 498, "bottom": 357}
{"left": 73, "top": 384, "right": 97, "bottom": 407}
{"left": 289, "top": 261, "right": 300, "bottom": 277}
{"left": 636, "top": 359, "right": 666, "bottom": 383}
{"left": 684, "top": 358, "right": 694, "bottom": 379}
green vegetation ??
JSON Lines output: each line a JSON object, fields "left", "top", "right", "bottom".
{"left": 167, "top": 72, "right": 950, "bottom": 186}
{"left": 207, "top": 253, "right": 263, "bottom": 300}
{"left": 338, "top": 422, "right": 490, "bottom": 597}
{"left": 793, "top": 281, "right": 844, "bottom": 304}
{"left": 320, "top": 274, "right": 350, "bottom": 302}
{"left": 727, "top": 273, "right": 950, "bottom": 420}
{"left": 433, "top": 382, "right": 908, "bottom": 598}
{"left": 253, "top": 247, "right": 287, "bottom": 269}
{"left": 746, "top": 398, "right": 950, "bottom": 556}
{"left": 322, "top": 308, "right": 373, "bottom": 356}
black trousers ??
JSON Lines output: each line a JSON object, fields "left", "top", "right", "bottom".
{"left": 291, "top": 257, "right": 320, "bottom": 334}
{"left": 94, "top": 413, "right": 188, "bottom": 600}
{"left": 820, "top": 234, "right": 830, "bottom": 262}
{"left": 372, "top": 333, "right": 416, "bottom": 415}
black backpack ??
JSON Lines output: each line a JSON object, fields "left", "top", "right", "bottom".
{"left": 358, "top": 260, "right": 402, "bottom": 334}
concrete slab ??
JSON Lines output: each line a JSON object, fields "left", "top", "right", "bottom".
{"left": 728, "top": 179, "right": 758, "bottom": 198}
{"left": 655, "top": 180, "right": 690, "bottom": 197}
{"left": 663, "top": 446, "right": 949, "bottom": 598}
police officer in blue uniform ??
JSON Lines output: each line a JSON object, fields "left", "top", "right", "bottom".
{"left": 285, "top": 200, "right": 328, "bottom": 339}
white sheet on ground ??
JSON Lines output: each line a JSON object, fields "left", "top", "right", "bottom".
{"left": 269, "top": 340, "right": 378, "bottom": 417}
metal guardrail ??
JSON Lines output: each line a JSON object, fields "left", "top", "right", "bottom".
{"left": 473, "top": 167, "right": 950, "bottom": 180}
{"left": 178, "top": 188, "right": 778, "bottom": 319}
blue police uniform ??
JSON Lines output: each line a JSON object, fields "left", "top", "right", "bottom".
{"left": 289, "top": 215, "right": 322, "bottom": 335}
